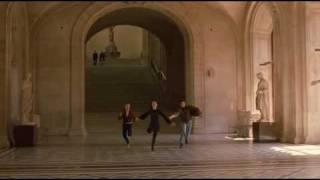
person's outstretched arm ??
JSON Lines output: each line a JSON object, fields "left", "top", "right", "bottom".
{"left": 139, "top": 110, "right": 150, "bottom": 120}
{"left": 159, "top": 110, "right": 172, "bottom": 124}
{"left": 169, "top": 111, "right": 180, "bottom": 120}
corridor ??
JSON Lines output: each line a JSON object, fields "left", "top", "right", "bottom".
{"left": 1, "top": 119, "right": 320, "bottom": 178}
{"left": 2, "top": 1, "right": 320, "bottom": 179}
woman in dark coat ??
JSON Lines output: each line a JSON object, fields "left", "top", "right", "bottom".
{"left": 139, "top": 100, "right": 175, "bottom": 151}
{"left": 118, "top": 103, "right": 136, "bottom": 148}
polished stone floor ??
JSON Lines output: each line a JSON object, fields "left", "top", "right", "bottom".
{"left": 1, "top": 114, "right": 320, "bottom": 178}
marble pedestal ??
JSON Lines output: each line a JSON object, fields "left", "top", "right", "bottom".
{"left": 253, "top": 122, "right": 279, "bottom": 142}
{"left": 13, "top": 125, "right": 38, "bottom": 147}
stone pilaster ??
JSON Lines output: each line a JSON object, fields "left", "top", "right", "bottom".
{"left": 0, "top": 136, "right": 9, "bottom": 148}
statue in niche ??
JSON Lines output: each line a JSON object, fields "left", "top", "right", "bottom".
{"left": 21, "top": 73, "right": 34, "bottom": 124}
{"left": 105, "top": 26, "right": 120, "bottom": 59}
{"left": 255, "top": 72, "right": 270, "bottom": 122}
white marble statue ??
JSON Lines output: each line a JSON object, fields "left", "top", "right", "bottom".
{"left": 105, "top": 26, "right": 120, "bottom": 58}
{"left": 21, "top": 73, "right": 33, "bottom": 124}
{"left": 255, "top": 72, "right": 270, "bottom": 122}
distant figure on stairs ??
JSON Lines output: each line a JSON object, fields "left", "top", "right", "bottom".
{"left": 93, "top": 50, "right": 98, "bottom": 66}
{"left": 99, "top": 51, "right": 105, "bottom": 65}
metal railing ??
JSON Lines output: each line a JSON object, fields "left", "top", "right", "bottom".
{"left": 150, "top": 60, "right": 167, "bottom": 94}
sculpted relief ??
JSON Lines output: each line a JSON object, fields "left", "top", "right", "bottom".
{"left": 21, "top": 73, "right": 33, "bottom": 124}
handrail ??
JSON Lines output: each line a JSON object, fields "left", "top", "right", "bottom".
{"left": 150, "top": 60, "right": 167, "bottom": 92}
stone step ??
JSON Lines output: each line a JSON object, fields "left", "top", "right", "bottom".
{"left": 85, "top": 60, "right": 161, "bottom": 112}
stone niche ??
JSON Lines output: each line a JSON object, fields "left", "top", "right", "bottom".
{"left": 236, "top": 111, "right": 279, "bottom": 142}
{"left": 237, "top": 111, "right": 253, "bottom": 137}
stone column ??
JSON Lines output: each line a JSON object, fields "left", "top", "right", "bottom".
{"left": 109, "top": 26, "right": 114, "bottom": 43}
{"left": 272, "top": 14, "right": 285, "bottom": 142}
{"left": 305, "top": 2, "right": 320, "bottom": 144}
{"left": 70, "top": 35, "right": 87, "bottom": 137}
{"left": 191, "top": 46, "right": 206, "bottom": 134}
{"left": 292, "top": 2, "right": 307, "bottom": 144}
{"left": 278, "top": 2, "right": 307, "bottom": 144}
{"left": 0, "top": 3, "right": 9, "bottom": 148}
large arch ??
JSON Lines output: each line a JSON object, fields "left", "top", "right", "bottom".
{"left": 251, "top": 3, "right": 274, "bottom": 122}
{"left": 69, "top": 2, "right": 205, "bottom": 136}
{"left": 244, "top": 2, "right": 284, "bottom": 139}
{"left": 85, "top": 9, "right": 186, "bottom": 113}
{"left": 244, "top": 2, "right": 306, "bottom": 143}
{"left": 244, "top": 2, "right": 282, "bottom": 116}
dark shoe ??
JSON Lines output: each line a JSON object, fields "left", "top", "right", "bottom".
{"left": 179, "top": 143, "right": 183, "bottom": 148}
{"left": 185, "top": 139, "right": 188, "bottom": 144}
{"left": 151, "top": 146, "right": 154, "bottom": 151}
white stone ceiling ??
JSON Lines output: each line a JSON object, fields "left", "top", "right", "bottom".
{"left": 253, "top": 4, "right": 273, "bottom": 34}
{"left": 208, "top": 1, "right": 249, "bottom": 26}
{"left": 26, "top": 2, "right": 61, "bottom": 26}
{"left": 24, "top": 1, "right": 250, "bottom": 29}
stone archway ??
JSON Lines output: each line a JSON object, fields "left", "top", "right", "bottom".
{"left": 69, "top": 2, "right": 205, "bottom": 136}
{"left": 251, "top": 3, "right": 275, "bottom": 122}
{"left": 244, "top": 2, "right": 292, "bottom": 141}
{"left": 85, "top": 8, "right": 186, "bottom": 113}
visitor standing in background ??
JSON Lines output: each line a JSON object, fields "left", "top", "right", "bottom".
{"left": 93, "top": 50, "right": 98, "bottom": 66}
{"left": 99, "top": 51, "right": 105, "bottom": 65}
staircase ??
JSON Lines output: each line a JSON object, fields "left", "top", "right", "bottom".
{"left": 85, "top": 58, "right": 161, "bottom": 112}
{"left": 85, "top": 58, "right": 177, "bottom": 134}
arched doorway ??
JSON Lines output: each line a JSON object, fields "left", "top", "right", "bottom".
{"left": 69, "top": 6, "right": 192, "bottom": 136}
{"left": 245, "top": 2, "right": 284, "bottom": 139}
{"left": 84, "top": 24, "right": 175, "bottom": 134}
{"left": 251, "top": 3, "right": 275, "bottom": 122}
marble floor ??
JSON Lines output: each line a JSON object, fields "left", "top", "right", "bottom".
{"left": 1, "top": 115, "right": 320, "bottom": 178}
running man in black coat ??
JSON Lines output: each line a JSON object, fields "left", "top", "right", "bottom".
{"left": 139, "top": 101, "right": 175, "bottom": 151}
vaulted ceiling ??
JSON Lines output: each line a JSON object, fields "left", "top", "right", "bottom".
{"left": 209, "top": 1, "right": 248, "bottom": 26}
{"left": 253, "top": 3, "right": 274, "bottom": 34}
{"left": 26, "top": 1, "right": 62, "bottom": 26}
{"left": 24, "top": 1, "right": 250, "bottom": 29}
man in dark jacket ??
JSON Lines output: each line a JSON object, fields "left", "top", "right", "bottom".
{"left": 139, "top": 100, "right": 175, "bottom": 151}
{"left": 93, "top": 50, "right": 98, "bottom": 66}
{"left": 169, "top": 100, "right": 196, "bottom": 148}
{"left": 99, "top": 51, "right": 105, "bottom": 65}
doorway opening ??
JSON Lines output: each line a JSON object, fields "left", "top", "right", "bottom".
{"left": 84, "top": 8, "right": 187, "bottom": 134}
